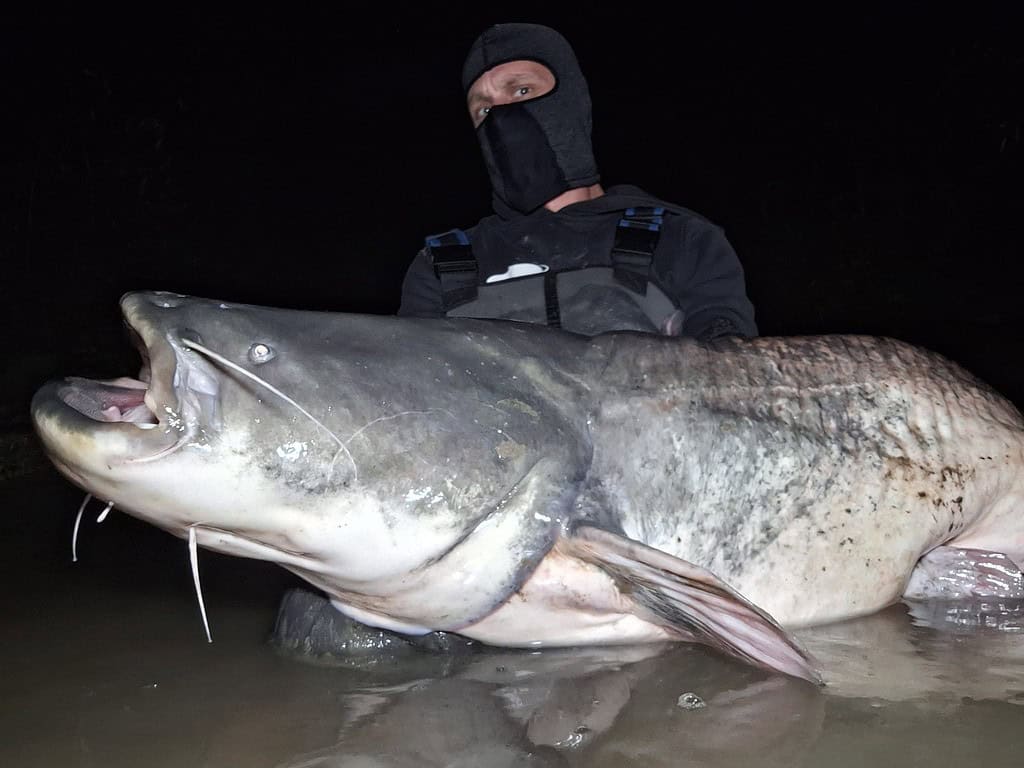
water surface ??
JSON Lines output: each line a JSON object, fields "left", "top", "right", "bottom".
{"left": 2, "top": 470, "right": 1022, "bottom": 767}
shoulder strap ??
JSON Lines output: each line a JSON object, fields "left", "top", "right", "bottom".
{"left": 611, "top": 206, "right": 665, "bottom": 295}
{"left": 426, "top": 229, "right": 478, "bottom": 311}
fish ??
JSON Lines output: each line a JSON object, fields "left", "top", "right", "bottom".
{"left": 30, "top": 291, "right": 1024, "bottom": 683}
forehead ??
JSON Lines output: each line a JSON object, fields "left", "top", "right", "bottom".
{"left": 467, "top": 59, "right": 555, "bottom": 98}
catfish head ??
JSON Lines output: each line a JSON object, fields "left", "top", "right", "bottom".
{"left": 31, "top": 291, "right": 587, "bottom": 633}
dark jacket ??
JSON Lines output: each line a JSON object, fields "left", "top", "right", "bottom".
{"left": 398, "top": 184, "right": 757, "bottom": 340}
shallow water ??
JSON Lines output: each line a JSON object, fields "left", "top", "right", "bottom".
{"left": 3, "top": 470, "right": 1023, "bottom": 767}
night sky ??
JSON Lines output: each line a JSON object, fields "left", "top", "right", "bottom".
{"left": 3, "top": 6, "right": 1023, "bottom": 431}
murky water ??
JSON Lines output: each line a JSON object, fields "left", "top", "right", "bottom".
{"left": 3, "top": 469, "right": 1023, "bottom": 767}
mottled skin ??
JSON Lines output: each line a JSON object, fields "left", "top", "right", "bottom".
{"left": 30, "top": 292, "right": 1024, "bottom": 677}
{"left": 578, "top": 333, "right": 1024, "bottom": 625}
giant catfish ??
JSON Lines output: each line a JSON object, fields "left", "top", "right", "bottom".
{"left": 30, "top": 292, "right": 1024, "bottom": 683}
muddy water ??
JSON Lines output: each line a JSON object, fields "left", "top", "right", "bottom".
{"left": 2, "top": 471, "right": 1023, "bottom": 767}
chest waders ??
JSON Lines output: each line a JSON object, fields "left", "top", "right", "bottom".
{"left": 427, "top": 207, "right": 679, "bottom": 335}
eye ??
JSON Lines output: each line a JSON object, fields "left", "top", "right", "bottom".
{"left": 515, "top": 86, "right": 530, "bottom": 97}
{"left": 150, "top": 294, "right": 184, "bottom": 308}
{"left": 472, "top": 105, "right": 491, "bottom": 127}
{"left": 248, "top": 342, "right": 275, "bottom": 364}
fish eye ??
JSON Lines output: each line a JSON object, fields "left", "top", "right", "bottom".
{"left": 515, "top": 86, "right": 530, "bottom": 97}
{"left": 151, "top": 295, "right": 184, "bottom": 308}
{"left": 248, "top": 342, "right": 275, "bottom": 364}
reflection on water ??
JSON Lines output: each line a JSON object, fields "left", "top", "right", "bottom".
{"left": 2, "top": 477, "right": 1023, "bottom": 767}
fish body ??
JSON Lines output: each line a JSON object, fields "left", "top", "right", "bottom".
{"left": 30, "top": 292, "right": 1024, "bottom": 681}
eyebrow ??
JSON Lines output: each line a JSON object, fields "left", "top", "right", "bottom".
{"left": 497, "top": 72, "right": 542, "bottom": 90}
{"left": 467, "top": 92, "right": 489, "bottom": 112}
{"left": 498, "top": 71, "right": 535, "bottom": 84}
{"left": 468, "top": 73, "right": 543, "bottom": 109}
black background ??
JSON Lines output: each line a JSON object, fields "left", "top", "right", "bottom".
{"left": 3, "top": 5, "right": 1022, "bottom": 431}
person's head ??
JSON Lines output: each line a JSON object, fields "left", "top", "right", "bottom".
{"left": 461, "top": 23, "right": 600, "bottom": 216}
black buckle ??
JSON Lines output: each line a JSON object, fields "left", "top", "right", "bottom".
{"left": 429, "top": 230, "right": 477, "bottom": 279}
{"left": 426, "top": 229, "right": 479, "bottom": 310}
{"left": 611, "top": 207, "right": 664, "bottom": 294}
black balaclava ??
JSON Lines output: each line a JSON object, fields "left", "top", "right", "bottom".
{"left": 462, "top": 23, "right": 600, "bottom": 217}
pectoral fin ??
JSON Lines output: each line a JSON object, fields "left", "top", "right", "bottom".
{"left": 566, "top": 525, "right": 823, "bottom": 685}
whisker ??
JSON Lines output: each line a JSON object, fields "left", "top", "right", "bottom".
{"left": 72, "top": 493, "right": 92, "bottom": 562}
{"left": 181, "top": 339, "right": 358, "bottom": 484}
{"left": 96, "top": 501, "right": 114, "bottom": 523}
{"left": 188, "top": 525, "right": 213, "bottom": 643}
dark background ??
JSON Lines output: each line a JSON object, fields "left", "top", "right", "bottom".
{"left": 3, "top": 5, "right": 1022, "bottom": 435}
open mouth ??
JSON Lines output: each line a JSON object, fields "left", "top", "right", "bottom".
{"left": 54, "top": 322, "right": 166, "bottom": 429}
{"left": 39, "top": 306, "right": 223, "bottom": 461}
{"left": 54, "top": 321, "right": 167, "bottom": 430}
{"left": 58, "top": 375, "right": 159, "bottom": 427}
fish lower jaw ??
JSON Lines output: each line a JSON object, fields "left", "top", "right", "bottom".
{"left": 46, "top": 455, "right": 92, "bottom": 491}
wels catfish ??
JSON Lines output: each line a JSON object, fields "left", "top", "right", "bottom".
{"left": 30, "top": 292, "right": 1024, "bottom": 683}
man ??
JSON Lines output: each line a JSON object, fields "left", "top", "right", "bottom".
{"left": 274, "top": 23, "right": 758, "bottom": 659}
{"left": 399, "top": 22, "right": 757, "bottom": 340}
